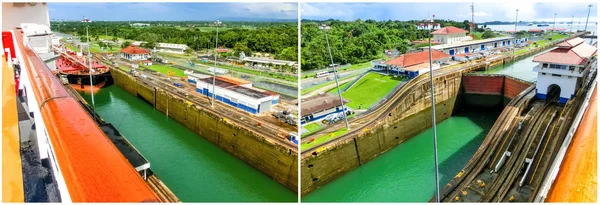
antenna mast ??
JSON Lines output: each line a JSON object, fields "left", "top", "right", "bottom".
{"left": 470, "top": 2, "right": 474, "bottom": 34}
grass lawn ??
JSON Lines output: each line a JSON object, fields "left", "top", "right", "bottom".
{"left": 328, "top": 81, "right": 350, "bottom": 94}
{"left": 513, "top": 33, "right": 567, "bottom": 55}
{"left": 66, "top": 44, "right": 80, "bottom": 52}
{"left": 301, "top": 123, "right": 323, "bottom": 138}
{"left": 303, "top": 61, "right": 372, "bottom": 78}
{"left": 89, "top": 43, "right": 121, "bottom": 53}
{"left": 118, "top": 66, "right": 131, "bottom": 72}
{"left": 301, "top": 128, "right": 348, "bottom": 151}
{"left": 144, "top": 65, "right": 185, "bottom": 77}
{"left": 196, "top": 61, "right": 297, "bottom": 82}
{"left": 340, "top": 72, "right": 403, "bottom": 109}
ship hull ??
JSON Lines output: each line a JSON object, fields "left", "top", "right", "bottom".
{"left": 62, "top": 71, "right": 113, "bottom": 87}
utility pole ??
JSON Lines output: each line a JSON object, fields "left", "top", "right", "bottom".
{"left": 211, "top": 20, "right": 221, "bottom": 107}
{"left": 425, "top": 14, "right": 440, "bottom": 203}
{"left": 513, "top": 9, "right": 519, "bottom": 55}
{"left": 552, "top": 13, "right": 557, "bottom": 33}
{"left": 470, "top": 2, "right": 475, "bottom": 34}
{"left": 570, "top": 15, "right": 574, "bottom": 33}
{"left": 320, "top": 24, "right": 350, "bottom": 131}
{"left": 584, "top": 5, "right": 592, "bottom": 32}
{"left": 86, "top": 25, "right": 95, "bottom": 110}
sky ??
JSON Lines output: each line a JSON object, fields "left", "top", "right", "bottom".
{"left": 302, "top": 2, "right": 598, "bottom": 23}
{"left": 48, "top": 3, "right": 298, "bottom": 21}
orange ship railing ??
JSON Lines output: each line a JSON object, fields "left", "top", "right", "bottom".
{"left": 2, "top": 55, "right": 25, "bottom": 202}
{"left": 13, "top": 28, "right": 159, "bottom": 202}
{"left": 546, "top": 85, "right": 597, "bottom": 202}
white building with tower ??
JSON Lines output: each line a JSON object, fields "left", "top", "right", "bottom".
{"left": 431, "top": 26, "right": 472, "bottom": 44}
{"left": 532, "top": 37, "right": 597, "bottom": 104}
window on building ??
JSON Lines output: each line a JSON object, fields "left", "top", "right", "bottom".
{"left": 569, "top": 66, "right": 575, "bottom": 71}
{"left": 552, "top": 74, "right": 561, "bottom": 77}
{"left": 542, "top": 63, "right": 548, "bottom": 68}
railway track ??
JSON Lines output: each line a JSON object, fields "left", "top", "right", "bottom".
{"left": 436, "top": 78, "right": 572, "bottom": 202}
{"left": 93, "top": 54, "right": 297, "bottom": 151}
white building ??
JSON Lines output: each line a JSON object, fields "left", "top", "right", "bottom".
{"left": 424, "top": 36, "right": 516, "bottom": 56}
{"left": 416, "top": 19, "right": 440, "bottom": 30}
{"left": 532, "top": 37, "right": 597, "bottom": 104}
{"left": 130, "top": 23, "right": 150, "bottom": 27}
{"left": 241, "top": 57, "right": 298, "bottom": 68}
{"left": 301, "top": 93, "right": 349, "bottom": 125}
{"left": 119, "top": 45, "right": 150, "bottom": 61}
{"left": 156, "top": 43, "right": 188, "bottom": 54}
{"left": 383, "top": 50, "right": 451, "bottom": 79}
{"left": 194, "top": 76, "right": 277, "bottom": 114}
{"left": 432, "top": 26, "right": 472, "bottom": 44}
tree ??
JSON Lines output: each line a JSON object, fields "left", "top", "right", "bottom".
{"left": 107, "top": 43, "right": 113, "bottom": 51}
{"left": 278, "top": 47, "right": 297, "bottom": 61}
{"left": 481, "top": 30, "right": 496, "bottom": 39}
{"left": 112, "top": 36, "right": 118, "bottom": 43}
{"left": 141, "top": 41, "right": 156, "bottom": 49}
{"left": 121, "top": 41, "right": 131, "bottom": 48}
{"left": 185, "top": 48, "right": 194, "bottom": 55}
{"left": 233, "top": 42, "right": 252, "bottom": 56}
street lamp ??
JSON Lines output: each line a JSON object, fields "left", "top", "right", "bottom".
{"left": 552, "top": 13, "right": 557, "bottom": 34}
{"left": 424, "top": 14, "right": 440, "bottom": 203}
{"left": 86, "top": 25, "right": 95, "bottom": 110}
{"left": 584, "top": 5, "right": 592, "bottom": 32}
{"left": 211, "top": 20, "right": 222, "bottom": 107}
{"left": 570, "top": 15, "right": 574, "bottom": 33}
{"left": 513, "top": 9, "right": 519, "bottom": 55}
{"left": 319, "top": 24, "right": 350, "bottom": 131}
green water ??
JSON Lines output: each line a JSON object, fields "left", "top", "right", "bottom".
{"left": 475, "top": 48, "right": 555, "bottom": 82}
{"left": 302, "top": 110, "right": 500, "bottom": 202}
{"left": 79, "top": 86, "right": 296, "bottom": 202}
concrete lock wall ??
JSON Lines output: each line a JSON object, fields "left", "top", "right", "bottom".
{"left": 301, "top": 72, "right": 462, "bottom": 195}
{"left": 111, "top": 68, "right": 298, "bottom": 192}
{"left": 461, "top": 74, "right": 532, "bottom": 108}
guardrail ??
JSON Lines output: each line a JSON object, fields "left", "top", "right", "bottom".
{"left": 10, "top": 28, "right": 159, "bottom": 202}
{"left": 534, "top": 59, "right": 597, "bottom": 202}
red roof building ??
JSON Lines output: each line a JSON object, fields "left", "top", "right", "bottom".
{"left": 533, "top": 38, "right": 596, "bottom": 66}
{"left": 528, "top": 29, "right": 544, "bottom": 33}
{"left": 385, "top": 50, "right": 451, "bottom": 68}
{"left": 431, "top": 26, "right": 471, "bottom": 44}
{"left": 546, "top": 28, "right": 567, "bottom": 31}
{"left": 120, "top": 45, "right": 150, "bottom": 55}
{"left": 431, "top": 26, "right": 467, "bottom": 35}
{"left": 532, "top": 37, "right": 597, "bottom": 104}
{"left": 119, "top": 45, "right": 150, "bottom": 62}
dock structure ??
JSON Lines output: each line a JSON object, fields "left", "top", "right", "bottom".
{"left": 300, "top": 32, "right": 589, "bottom": 196}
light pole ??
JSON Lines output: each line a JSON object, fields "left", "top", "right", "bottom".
{"left": 86, "top": 25, "right": 95, "bottom": 110}
{"left": 513, "top": 9, "right": 519, "bottom": 55}
{"left": 570, "top": 15, "right": 574, "bottom": 33}
{"left": 552, "top": 13, "right": 556, "bottom": 33}
{"left": 584, "top": 5, "right": 592, "bottom": 32}
{"left": 425, "top": 15, "right": 440, "bottom": 203}
{"left": 211, "top": 20, "right": 221, "bottom": 107}
{"left": 319, "top": 24, "right": 350, "bottom": 131}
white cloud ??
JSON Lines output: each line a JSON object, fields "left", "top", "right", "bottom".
{"left": 233, "top": 3, "right": 298, "bottom": 19}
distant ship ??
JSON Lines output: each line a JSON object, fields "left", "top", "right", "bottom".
{"left": 527, "top": 23, "right": 534, "bottom": 26}
{"left": 56, "top": 51, "right": 112, "bottom": 88}
{"left": 537, "top": 24, "right": 550, "bottom": 27}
